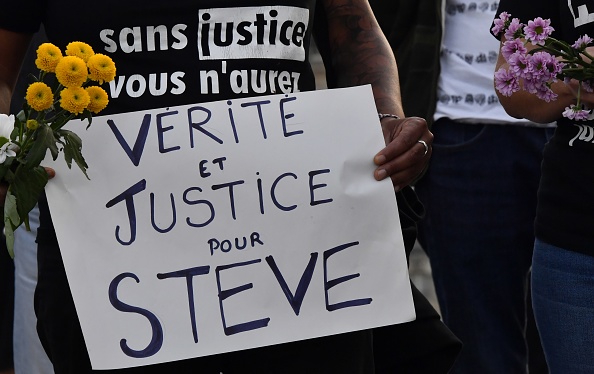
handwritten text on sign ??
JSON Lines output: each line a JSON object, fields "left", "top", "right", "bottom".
{"left": 44, "top": 86, "right": 415, "bottom": 370}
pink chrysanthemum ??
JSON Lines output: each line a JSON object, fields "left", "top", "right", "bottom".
{"left": 523, "top": 77, "right": 539, "bottom": 94}
{"left": 504, "top": 18, "right": 524, "bottom": 40}
{"left": 534, "top": 83, "right": 558, "bottom": 102}
{"left": 507, "top": 52, "right": 531, "bottom": 78}
{"left": 563, "top": 105, "right": 591, "bottom": 120}
{"left": 491, "top": 12, "right": 511, "bottom": 36}
{"left": 529, "top": 51, "right": 563, "bottom": 82}
{"left": 572, "top": 34, "right": 594, "bottom": 50}
{"left": 583, "top": 80, "right": 594, "bottom": 93}
{"left": 494, "top": 68, "right": 520, "bottom": 97}
{"left": 502, "top": 39, "right": 528, "bottom": 60}
{"left": 524, "top": 17, "right": 554, "bottom": 45}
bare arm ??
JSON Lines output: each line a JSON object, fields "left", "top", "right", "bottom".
{"left": 322, "top": 0, "right": 402, "bottom": 115}
{"left": 321, "top": 0, "right": 432, "bottom": 190}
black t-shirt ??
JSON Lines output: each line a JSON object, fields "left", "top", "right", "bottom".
{"left": 1, "top": 0, "right": 318, "bottom": 114}
{"left": 493, "top": 1, "right": 594, "bottom": 256}
{"left": 1, "top": 0, "right": 320, "bottom": 231}
{"left": 1, "top": 2, "right": 369, "bottom": 372}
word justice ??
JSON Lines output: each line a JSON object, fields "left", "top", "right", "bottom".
{"left": 105, "top": 168, "right": 334, "bottom": 246}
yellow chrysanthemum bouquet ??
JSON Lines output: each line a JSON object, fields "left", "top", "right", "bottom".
{"left": 0, "top": 41, "right": 116, "bottom": 255}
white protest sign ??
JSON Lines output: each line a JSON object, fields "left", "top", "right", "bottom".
{"left": 44, "top": 85, "right": 415, "bottom": 370}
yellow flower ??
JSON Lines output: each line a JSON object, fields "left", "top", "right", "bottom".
{"left": 35, "top": 43, "right": 63, "bottom": 73}
{"left": 55, "top": 56, "right": 88, "bottom": 87}
{"left": 25, "top": 82, "right": 54, "bottom": 111}
{"left": 85, "top": 86, "right": 109, "bottom": 114}
{"left": 60, "top": 87, "right": 90, "bottom": 114}
{"left": 65, "top": 41, "right": 95, "bottom": 62}
{"left": 26, "top": 120, "right": 39, "bottom": 130}
{"left": 87, "top": 54, "right": 116, "bottom": 84}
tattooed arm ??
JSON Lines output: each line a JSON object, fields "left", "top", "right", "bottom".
{"left": 322, "top": 0, "right": 402, "bottom": 114}
{"left": 321, "top": 0, "right": 432, "bottom": 190}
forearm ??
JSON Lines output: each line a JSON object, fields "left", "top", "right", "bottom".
{"left": 495, "top": 69, "right": 574, "bottom": 124}
{"left": 322, "top": 0, "right": 403, "bottom": 116}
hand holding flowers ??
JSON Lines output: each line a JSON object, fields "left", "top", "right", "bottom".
{"left": 1, "top": 41, "right": 115, "bottom": 256}
{"left": 492, "top": 13, "right": 594, "bottom": 120}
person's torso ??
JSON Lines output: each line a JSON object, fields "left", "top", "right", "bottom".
{"left": 435, "top": 0, "right": 533, "bottom": 124}
{"left": 40, "top": 0, "right": 318, "bottom": 114}
{"left": 497, "top": 0, "right": 594, "bottom": 255}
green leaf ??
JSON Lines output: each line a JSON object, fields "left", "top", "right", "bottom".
{"left": 4, "top": 192, "right": 19, "bottom": 258}
{"left": 15, "top": 109, "right": 26, "bottom": 124}
{"left": 25, "top": 123, "right": 59, "bottom": 167}
{"left": 9, "top": 166, "right": 49, "bottom": 229}
{"left": 59, "top": 129, "right": 90, "bottom": 179}
{"left": 82, "top": 110, "right": 93, "bottom": 129}
{"left": 3, "top": 166, "right": 48, "bottom": 258}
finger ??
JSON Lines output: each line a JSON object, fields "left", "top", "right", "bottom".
{"left": 374, "top": 145, "right": 432, "bottom": 188}
{"left": 375, "top": 117, "right": 429, "bottom": 165}
{"left": 416, "top": 139, "right": 429, "bottom": 157}
{"left": 374, "top": 143, "right": 431, "bottom": 179}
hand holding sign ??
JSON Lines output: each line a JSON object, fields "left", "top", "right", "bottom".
{"left": 374, "top": 116, "right": 433, "bottom": 191}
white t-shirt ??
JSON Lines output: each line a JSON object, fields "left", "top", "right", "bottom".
{"left": 434, "top": 0, "right": 547, "bottom": 125}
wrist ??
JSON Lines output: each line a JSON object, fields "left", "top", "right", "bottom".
{"left": 378, "top": 113, "right": 400, "bottom": 121}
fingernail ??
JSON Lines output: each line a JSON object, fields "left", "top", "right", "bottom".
{"left": 376, "top": 169, "right": 387, "bottom": 180}
{"left": 374, "top": 154, "right": 386, "bottom": 165}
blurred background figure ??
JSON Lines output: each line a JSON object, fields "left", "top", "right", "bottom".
{"left": 493, "top": 1, "right": 594, "bottom": 372}
{"left": 369, "top": 0, "right": 551, "bottom": 373}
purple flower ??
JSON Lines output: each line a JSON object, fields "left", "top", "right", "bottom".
{"left": 529, "top": 51, "right": 563, "bottom": 82}
{"left": 524, "top": 17, "right": 554, "bottom": 45}
{"left": 494, "top": 68, "right": 520, "bottom": 96}
{"left": 504, "top": 18, "right": 524, "bottom": 40}
{"left": 534, "top": 83, "right": 558, "bottom": 102}
{"left": 563, "top": 105, "right": 591, "bottom": 120}
{"left": 493, "top": 14, "right": 594, "bottom": 112}
{"left": 583, "top": 80, "right": 594, "bottom": 93}
{"left": 501, "top": 38, "right": 528, "bottom": 60}
{"left": 491, "top": 12, "right": 511, "bottom": 36}
{"left": 571, "top": 34, "right": 593, "bottom": 50}
{"left": 507, "top": 51, "right": 531, "bottom": 78}
{"left": 523, "top": 76, "right": 540, "bottom": 94}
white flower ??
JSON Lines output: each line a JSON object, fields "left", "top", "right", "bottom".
{"left": 0, "top": 113, "right": 15, "bottom": 140}
{"left": 0, "top": 142, "right": 17, "bottom": 164}
{"left": 0, "top": 114, "right": 17, "bottom": 164}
